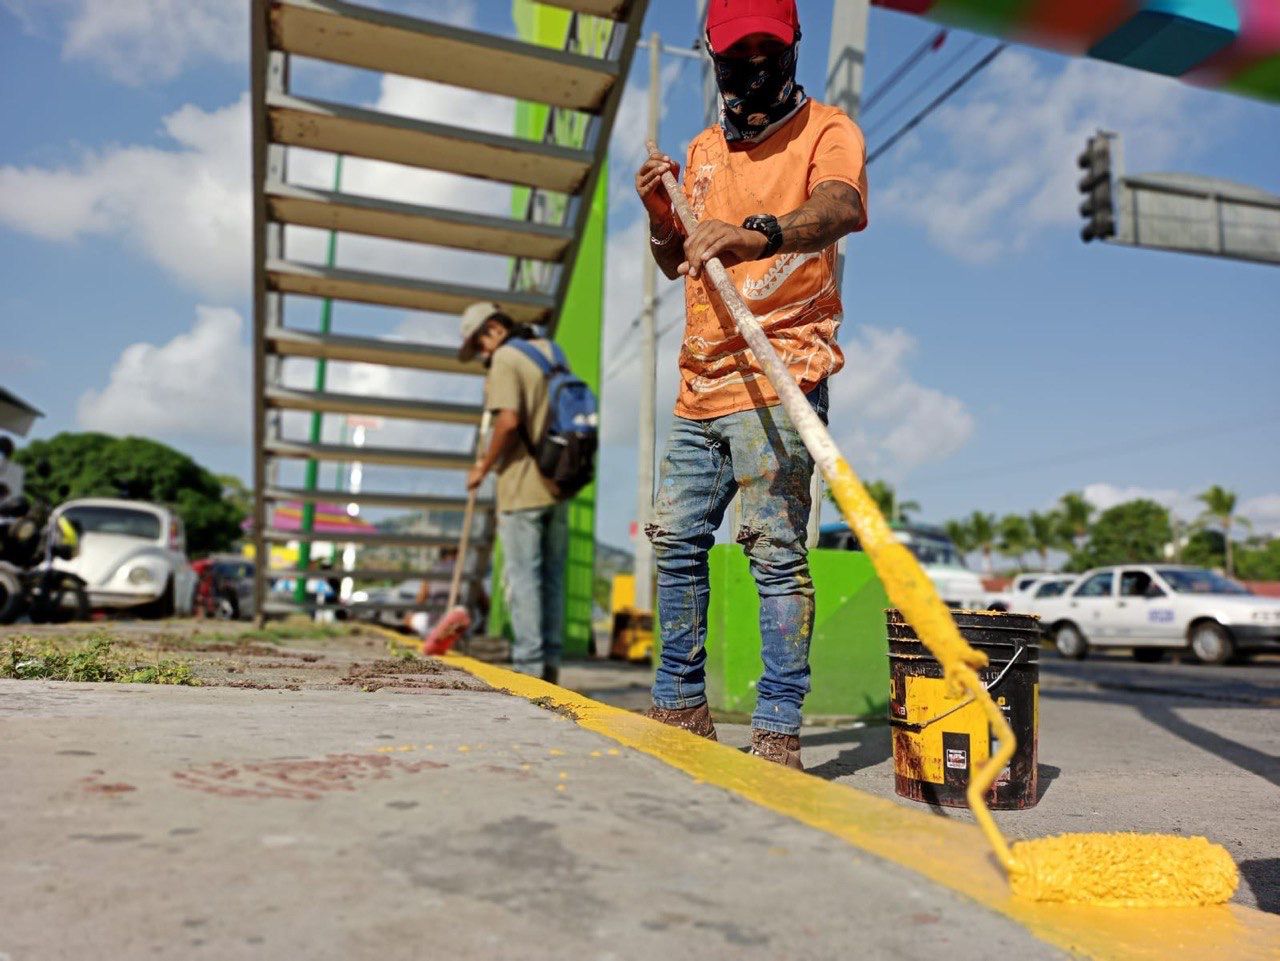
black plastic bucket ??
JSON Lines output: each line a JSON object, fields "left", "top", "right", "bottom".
{"left": 887, "top": 609, "right": 1041, "bottom": 810}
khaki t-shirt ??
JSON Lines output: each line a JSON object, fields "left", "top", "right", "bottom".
{"left": 485, "top": 339, "right": 557, "bottom": 513}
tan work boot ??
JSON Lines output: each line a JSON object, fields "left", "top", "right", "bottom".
{"left": 750, "top": 729, "right": 803, "bottom": 770}
{"left": 644, "top": 702, "right": 717, "bottom": 741}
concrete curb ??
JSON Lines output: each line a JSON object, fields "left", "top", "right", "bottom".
{"left": 417, "top": 638, "right": 1280, "bottom": 961}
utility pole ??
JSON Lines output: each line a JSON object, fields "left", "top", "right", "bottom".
{"left": 808, "top": 0, "right": 870, "bottom": 547}
{"left": 632, "top": 32, "right": 661, "bottom": 617}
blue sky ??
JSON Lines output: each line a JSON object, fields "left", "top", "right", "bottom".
{"left": 2, "top": 0, "right": 1278, "bottom": 556}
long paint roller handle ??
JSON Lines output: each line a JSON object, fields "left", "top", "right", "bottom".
{"left": 657, "top": 170, "right": 1018, "bottom": 873}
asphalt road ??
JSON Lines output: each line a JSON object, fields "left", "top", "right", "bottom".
{"left": 561, "top": 649, "right": 1280, "bottom": 914}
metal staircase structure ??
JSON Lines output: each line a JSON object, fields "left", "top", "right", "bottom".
{"left": 250, "top": 0, "right": 647, "bottom": 619}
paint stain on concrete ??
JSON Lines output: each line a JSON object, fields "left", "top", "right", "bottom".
{"left": 173, "top": 753, "right": 448, "bottom": 801}
{"left": 69, "top": 833, "right": 144, "bottom": 843}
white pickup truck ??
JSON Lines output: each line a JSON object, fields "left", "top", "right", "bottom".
{"left": 1033, "top": 564, "right": 1280, "bottom": 664}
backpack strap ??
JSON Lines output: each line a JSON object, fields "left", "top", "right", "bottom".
{"left": 505, "top": 338, "right": 563, "bottom": 376}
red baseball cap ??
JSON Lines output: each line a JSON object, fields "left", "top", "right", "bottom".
{"left": 705, "top": 0, "right": 799, "bottom": 53}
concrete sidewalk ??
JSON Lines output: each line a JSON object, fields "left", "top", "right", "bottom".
{"left": 1, "top": 674, "right": 1070, "bottom": 961}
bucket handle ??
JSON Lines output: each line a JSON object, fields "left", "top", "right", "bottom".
{"left": 896, "top": 644, "right": 1027, "bottom": 734}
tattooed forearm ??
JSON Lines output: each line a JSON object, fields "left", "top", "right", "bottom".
{"left": 650, "top": 218, "right": 686, "bottom": 280}
{"left": 776, "top": 181, "right": 865, "bottom": 253}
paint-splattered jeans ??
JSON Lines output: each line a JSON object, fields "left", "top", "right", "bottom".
{"left": 497, "top": 501, "right": 569, "bottom": 676}
{"left": 647, "top": 381, "right": 828, "bottom": 736}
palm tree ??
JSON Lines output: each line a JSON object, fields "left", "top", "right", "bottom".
{"left": 944, "top": 518, "right": 973, "bottom": 552}
{"left": 1057, "top": 491, "right": 1094, "bottom": 550}
{"left": 998, "top": 514, "right": 1033, "bottom": 571}
{"left": 1026, "top": 510, "right": 1063, "bottom": 569}
{"left": 1195, "top": 485, "right": 1250, "bottom": 577}
{"left": 968, "top": 511, "right": 997, "bottom": 574}
{"left": 840, "top": 479, "right": 920, "bottom": 524}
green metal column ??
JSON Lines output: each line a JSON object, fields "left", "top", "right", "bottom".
{"left": 488, "top": 0, "right": 606, "bottom": 657}
{"left": 294, "top": 154, "right": 344, "bottom": 602}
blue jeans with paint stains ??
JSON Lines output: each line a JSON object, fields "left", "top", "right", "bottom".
{"left": 497, "top": 501, "right": 570, "bottom": 676}
{"left": 647, "top": 381, "right": 828, "bottom": 736}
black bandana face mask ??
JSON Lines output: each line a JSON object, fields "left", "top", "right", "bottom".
{"left": 709, "top": 34, "right": 806, "bottom": 144}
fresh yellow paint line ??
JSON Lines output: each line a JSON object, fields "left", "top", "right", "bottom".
{"left": 448, "top": 651, "right": 1280, "bottom": 961}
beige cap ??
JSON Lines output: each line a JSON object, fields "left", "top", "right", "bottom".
{"left": 458, "top": 301, "right": 504, "bottom": 361}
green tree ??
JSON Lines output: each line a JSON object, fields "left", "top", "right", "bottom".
{"left": 1181, "top": 529, "right": 1226, "bottom": 570}
{"left": 944, "top": 518, "right": 974, "bottom": 555}
{"left": 1026, "top": 510, "right": 1063, "bottom": 569}
{"left": 217, "top": 474, "right": 254, "bottom": 520}
{"left": 1235, "top": 538, "right": 1280, "bottom": 581}
{"left": 1195, "top": 485, "right": 1249, "bottom": 577}
{"left": 968, "top": 511, "right": 997, "bottom": 574}
{"left": 1066, "top": 499, "right": 1172, "bottom": 572}
{"left": 998, "top": 514, "right": 1032, "bottom": 571}
{"left": 1057, "top": 491, "right": 1094, "bottom": 550}
{"left": 15, "top": 433, "right": 245, "bottom": 554}
{"left": 826, "top": 478, "right": 919, "bottom": 524}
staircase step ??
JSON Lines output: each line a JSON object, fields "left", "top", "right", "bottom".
{"left": 266, "top": 260, "right": 552, "bottom": 322}
{"left": 266, "top": 327, "right": 481, "bottom": 375}
{"left": 269, "top": 0, "right": 618, "bottom": 112}
{"left": 266, "top": 386, "right": 483, "bottom": 425}
{"left": 259, "top": 599, "right": 446, "bottom": 615}
{"left": 265, "top": 439, "right": 474, "bottom": 471}
{"left": 263, "top": 527, "right": 486, "bottom": 548}
{"left": 266, "top": 182, "right": 572, "bottom": 261}
{"left": 541, "top": 0, "right": 632, "bottom": 18}
{"left": 264, "top": 486, "right": 491, "bottom": 513}
{"left": 268, "top": 567, "right": 480, "bottom": 582}
{"left": 266, "top": 91, "right": 592, "bottom": 193}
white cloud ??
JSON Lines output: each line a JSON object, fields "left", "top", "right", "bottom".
{"left": 0, "top": 95, "right": 251, "bottom": 298}
{"left": 1240, "top": 495, "right": 1280, "bottom": 537}
{"left": 830, "top": 325, "right": 974, "bottom": 477}
{"left": 878, "top": 51, "right": 1233, "bottom": 262}
{"left": 77, "top": 306, "right": 250, "bottom": 443}
{"left": 61, "top": 0, "right": 246, "bottom": 85}
{"left": 1081, "top": 484, "right": 1280, "bottom": 536}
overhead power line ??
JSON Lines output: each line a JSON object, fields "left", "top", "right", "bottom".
{"left": 867, "top": 43, "right": 1007, "bottom": 167}
{"left": 864, "top": 36, "right": 979, "bottom": 138}
{"left": 861, "top": 28, "right": 948, "bottom": 119}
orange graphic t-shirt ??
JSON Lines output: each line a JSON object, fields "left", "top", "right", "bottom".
{"left": 676, "top": 99, "right": 868, "bottom": 420}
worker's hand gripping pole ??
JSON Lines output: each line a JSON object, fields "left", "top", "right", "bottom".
{"left": 658, "top": 172, "right": 1018, "bottom": 873}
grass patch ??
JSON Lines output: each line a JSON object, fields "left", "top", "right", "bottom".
{"left": 3, "top": 634, "right": 199, "bottom": 686}
{"left": 203, "top": 618, "right": 374, "bottom": 645}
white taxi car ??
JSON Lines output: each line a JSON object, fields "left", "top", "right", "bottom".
{"left": 52, "top": 498, "right": 196, "bottom": 617}
{"left": 1034, "top": 564, "right": 1280, "bottom": 664}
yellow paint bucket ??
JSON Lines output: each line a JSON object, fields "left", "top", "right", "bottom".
{"left": 888, "top": 609, "right": 1040, "bottom": 810}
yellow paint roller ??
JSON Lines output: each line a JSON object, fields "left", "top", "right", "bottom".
{"left": 658, "top": 171, "right": 1238, "bottom": 908}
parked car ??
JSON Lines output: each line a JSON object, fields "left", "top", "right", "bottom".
{"left": 1033, "top": 564, "right": 1280, "bottom": 664}
{"left": 818, "top": 522, "right": 990, "bottom": 611}
{"left": 194, "top": 555, "right": 255, "bottom": 620}
{"left": 348, "top": 579, "right": 435, "bottom": 628}
{"left": 988, "top": 573, "right": 1079, "bottom": 614}
{"left": 52, "top": 498, "right": 196, "bottom": 617}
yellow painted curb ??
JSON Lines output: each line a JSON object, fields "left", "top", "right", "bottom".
{"left": 441, "top": 650, "right": 1280, "bottom": 961}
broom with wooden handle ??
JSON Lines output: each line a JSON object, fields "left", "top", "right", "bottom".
{"left": 658, "top": 169, "right": 1236, "bottom": 907}
{"left": 420, "top": 410, "right": 491, "bottom": 655}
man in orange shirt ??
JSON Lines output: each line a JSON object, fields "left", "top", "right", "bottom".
{"left": 634, "top": 0, "right": 867, "bottom": 768}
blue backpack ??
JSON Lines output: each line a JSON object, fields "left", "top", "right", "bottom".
{"left": 507, "top": 339, "right": 598, "bottom": 497}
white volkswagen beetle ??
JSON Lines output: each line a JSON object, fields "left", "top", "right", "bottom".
{"left": 52, "top": 498, "right": 196, "bottom": 617}
{"left": 1035, "top": 564, "right": 1280, "bottom": 664}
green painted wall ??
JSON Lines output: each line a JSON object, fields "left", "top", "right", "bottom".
{"left": 703, "top": 545, "right": 891, "bottom": 719}
{"left": 488, "top": 1, "right": 608, "bottom": 658}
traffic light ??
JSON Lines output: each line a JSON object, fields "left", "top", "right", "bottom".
{"left": 1077, "top": 134, "right": 1115, "bottom": 243}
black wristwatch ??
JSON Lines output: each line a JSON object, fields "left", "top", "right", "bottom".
{"left": 742, "top": 214, "right": 783, "bottom": 258}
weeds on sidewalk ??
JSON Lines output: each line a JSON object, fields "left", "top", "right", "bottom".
{"left": 2, "top": 633, "right": 199, "bottom": 685}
